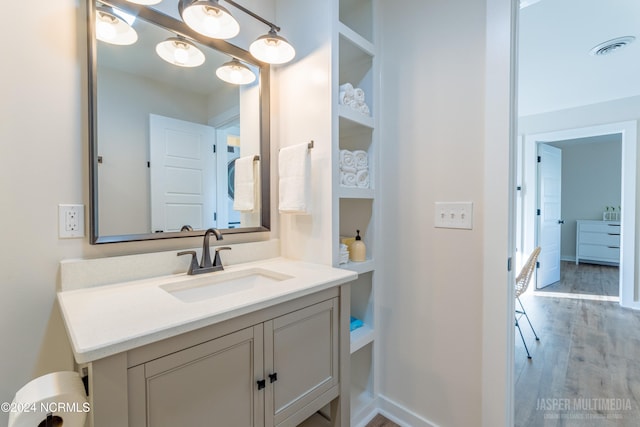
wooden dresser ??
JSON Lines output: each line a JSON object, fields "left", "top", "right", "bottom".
{"left": 575, "top": 220, "right": 621, "bottom": 265}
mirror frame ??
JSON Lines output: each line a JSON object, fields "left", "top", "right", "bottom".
{"left": 88, "top": 0, "right": 271, "bottom": 244}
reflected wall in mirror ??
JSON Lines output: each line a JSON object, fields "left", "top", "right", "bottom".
{"left": 89, "top": 0, "right": 270, "bottom": 243}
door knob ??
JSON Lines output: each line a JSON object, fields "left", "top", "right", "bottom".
{"left": 558, "top": 220, "right": 565, "bottom": 224}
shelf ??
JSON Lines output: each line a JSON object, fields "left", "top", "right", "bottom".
{"left": 350, "top": 324, "right": 375, "bottom": 354}
{"left": 338, "top": 186, "right": 374, "bottom": 199}
{"left": 339, "top": 258, "right": 375, "bottom": 274}
{"left": 338, "top": 22, "right": 374, "bottom": 56}
{"left": 338, "top": 104, "right": 374, "bottom": 129}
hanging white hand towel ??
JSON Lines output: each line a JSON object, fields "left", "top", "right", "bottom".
{"left": 233, "top": 155, "right": 259, "bottom": 212}
{"left": 279, "top": 143, "right": 311, "bottom": 214}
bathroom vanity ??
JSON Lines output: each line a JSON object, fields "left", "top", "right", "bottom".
{"left": 58, "top": 254, "right": 356, "bottom": 427}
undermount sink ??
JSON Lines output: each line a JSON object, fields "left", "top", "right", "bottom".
{"left": 160, "top": 268, "right": 293, "bottom": 303}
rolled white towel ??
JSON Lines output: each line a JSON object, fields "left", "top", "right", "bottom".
{"left": 340, "top": 149, "right": 355, "bottom": 170}
{"left": 356, "top": 169, "right": 369, "bottom": 188}
{"left": 354, "top": 87, "right": 365, "bottom": 103}
{"left": 347, "top": 99, "right": 359, "bottom": 110}
{"left": 359, "top": 102, "right": 370, "bottom": 116}
{"left": 340, "top": 82, "right": 354, "bottom": 94}
{"left": 341, "top": 171, "right": 357, "bottom": 187}
{"left": 340, "top": 164, "right": 357, "bottom": 174}
{"left": 340, "top": 84, "right": 355, "bottom": 106}
{"left": 353, "top": 150, "right": 368, "bottom": 170}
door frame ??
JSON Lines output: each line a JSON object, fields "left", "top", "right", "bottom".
{"left": 521, "top": 121, "right": 638, "bottom": 308}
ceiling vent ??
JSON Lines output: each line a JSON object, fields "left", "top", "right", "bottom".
{"left": 589, "top": 36, "right": 636, "bottom": 56}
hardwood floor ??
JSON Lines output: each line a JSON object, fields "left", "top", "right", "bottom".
{"left": 537, "top": 261, "right": 619, "bottom": 297}
{"left": 515, "top": 263, "right": 640, "bottom": 426}
{"left": 365, "top": 414, "right": 401, "bottom": 427}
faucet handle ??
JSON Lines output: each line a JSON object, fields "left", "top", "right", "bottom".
{"left": 213, "top": 247, "right": 232, "bottom": 269}
{"left": 177, "top": 251, "right": 199, "bottom": 275}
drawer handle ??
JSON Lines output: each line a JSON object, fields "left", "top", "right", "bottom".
{"left": 608, "top": 246, "right": 620, "bottom": 249}
{"left": 257, "top": 379, "right": 266, "bottom": 390}
{"left": 608, "top": 233, "right": 620, "bottom": 236}
{"left": 608, "top": 224, "right": 620, "bottom": 227}
{"left": 269, "top": 372, "right": 278, "bottom": 383}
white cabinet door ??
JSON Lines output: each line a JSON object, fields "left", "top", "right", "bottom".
{"left": 264, "top": 298, "right": 339, "bottom": 427}
{"left": 129, "top": 326, "right": 263, "bottom": 427}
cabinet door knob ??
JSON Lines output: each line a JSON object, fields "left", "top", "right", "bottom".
{"left": 558, "top": 220, "right": 565, "bottom": 224}
{"left": 257, "top": 379, "right": 266, "bottom": 390}
{"left": 269, "top": 373, "right": 278, "bottom": 383}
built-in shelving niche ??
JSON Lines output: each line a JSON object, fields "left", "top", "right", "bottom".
{"left": 339, "top": 198, "right": 374, "bottom": 264}
{"left": 339, "top": 0, "right": 373, "bottom": 43}
{"left": 350, "top": 271, "right": 374, "bottom": 353}
{"left": 351, "top": 342, "right": 375, "bottom": 420}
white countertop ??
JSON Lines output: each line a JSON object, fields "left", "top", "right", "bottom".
{"left": 57, "top": 257, "right": 356, "bottom": 364}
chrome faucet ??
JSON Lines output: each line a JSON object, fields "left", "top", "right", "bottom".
{"left": 177, "top": 228, "right": 231, "bottom": 275}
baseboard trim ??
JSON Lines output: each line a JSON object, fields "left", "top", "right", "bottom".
{"left": 376, "top": 395, "right": 440, "bottom": 427}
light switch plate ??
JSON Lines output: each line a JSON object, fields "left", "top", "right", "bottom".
{"left": 434, "top": 202, "right": 473, "bottom": 229}
{"left": 59, "top": 204, "right": 85, "bottom": 238}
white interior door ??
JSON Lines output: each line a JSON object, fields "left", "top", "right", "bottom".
{"left": 537, "top": 143, "right": 562, "bottom": 288}
{"left": 150, "top": 114, "right": 217, "bottom": 232}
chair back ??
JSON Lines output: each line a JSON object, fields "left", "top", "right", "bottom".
{"left": 515, "top": 247, "right": 541, "bottom": 299}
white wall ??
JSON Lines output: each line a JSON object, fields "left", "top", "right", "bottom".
{"left": 0, "top": 1, "right": 276, "bottom": 424}
{"left": 378, "top": 0, "right": 488, "bottom": 425}
{"left": 549, "top": 138, "right": 622, "bottom": 260}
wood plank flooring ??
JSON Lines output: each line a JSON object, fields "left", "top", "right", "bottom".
{"left": 365, "top": 414, "right": 401, "bottom": 427}
{"left": 515, "top": 263, "right": 640, "bottom": 426}
{"left": 538, "top": 261, "right": 619, "bottom": 296}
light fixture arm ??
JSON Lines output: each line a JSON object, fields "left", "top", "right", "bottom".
{"left": 223, "top": 0, "right": 281, "bottom": 33}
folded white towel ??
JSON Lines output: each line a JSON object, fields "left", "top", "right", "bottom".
{"left": 341, "top": 171, "right": 357, "bottom": 187}
{"left": 356, "top": 169, "right": 369, "bottom": 188}
{"left": 233, "top": 156, "right": 259, "bottom": 212}
{"left": 279, "top": 143, "right": 311, "bottom": 214}
{"left": 353, "top": 150, "right": 368, "bottom": 170}
{"left": 354, "top": 87, "right": 365, "bottom": 103}
{"left": 340, "top": 149, "right": 355, "bottom": 170}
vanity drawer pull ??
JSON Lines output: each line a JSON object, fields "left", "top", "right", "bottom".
{"left": 608, "top": 233, "right": 620, "bottom": 236}
{"left": 608, "top": 246, "right": 620, "bottom": 249}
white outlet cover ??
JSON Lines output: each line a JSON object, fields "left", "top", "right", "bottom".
{"left": 59, "top": 204, "right": 85, "bottom": 238}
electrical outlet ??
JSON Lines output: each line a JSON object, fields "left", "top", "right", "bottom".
{"left": 59, "top": 204, "right": 85, "bottom": 238}
{"left": 434, "top": 202, "right": 473, "bottom": 229}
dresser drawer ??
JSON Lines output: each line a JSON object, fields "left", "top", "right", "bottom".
{"left": 579, "top": 222, "right": 620, "bottom": 234}
{"left": 578, "top": 244, "right": 620, "bottom": 261}
{"left": 579, "top": 232, "right": 620, "bottom": 246}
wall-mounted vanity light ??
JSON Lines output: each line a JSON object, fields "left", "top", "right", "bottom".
{"left": 96, "top": 6, "right": 138, "bottom": 45}
{"left": 176, "top": 0, "right": 295, "bottom": 64}
{"left": 156, "top": 36, "right": 206, "bottom": 67}
{"left": 249, "top": 28, "right": 295, "bottom": 65}
{"left": 216, "top": 58, "right": 256, "bottom": 85}
{"left": 178, "top": 0, "right": 240, "bottom": 39}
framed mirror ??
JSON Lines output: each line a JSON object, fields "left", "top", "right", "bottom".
{"left": 88, "top": 0, "right": 270, "bottom": 244}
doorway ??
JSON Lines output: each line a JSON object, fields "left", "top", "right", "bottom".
{"left": 517, "top": 122, "right": 637, "bottom": 308}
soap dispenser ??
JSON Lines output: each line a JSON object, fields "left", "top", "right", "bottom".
{"left": 350, "top": 229, "right": 366, "bottom": 262}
